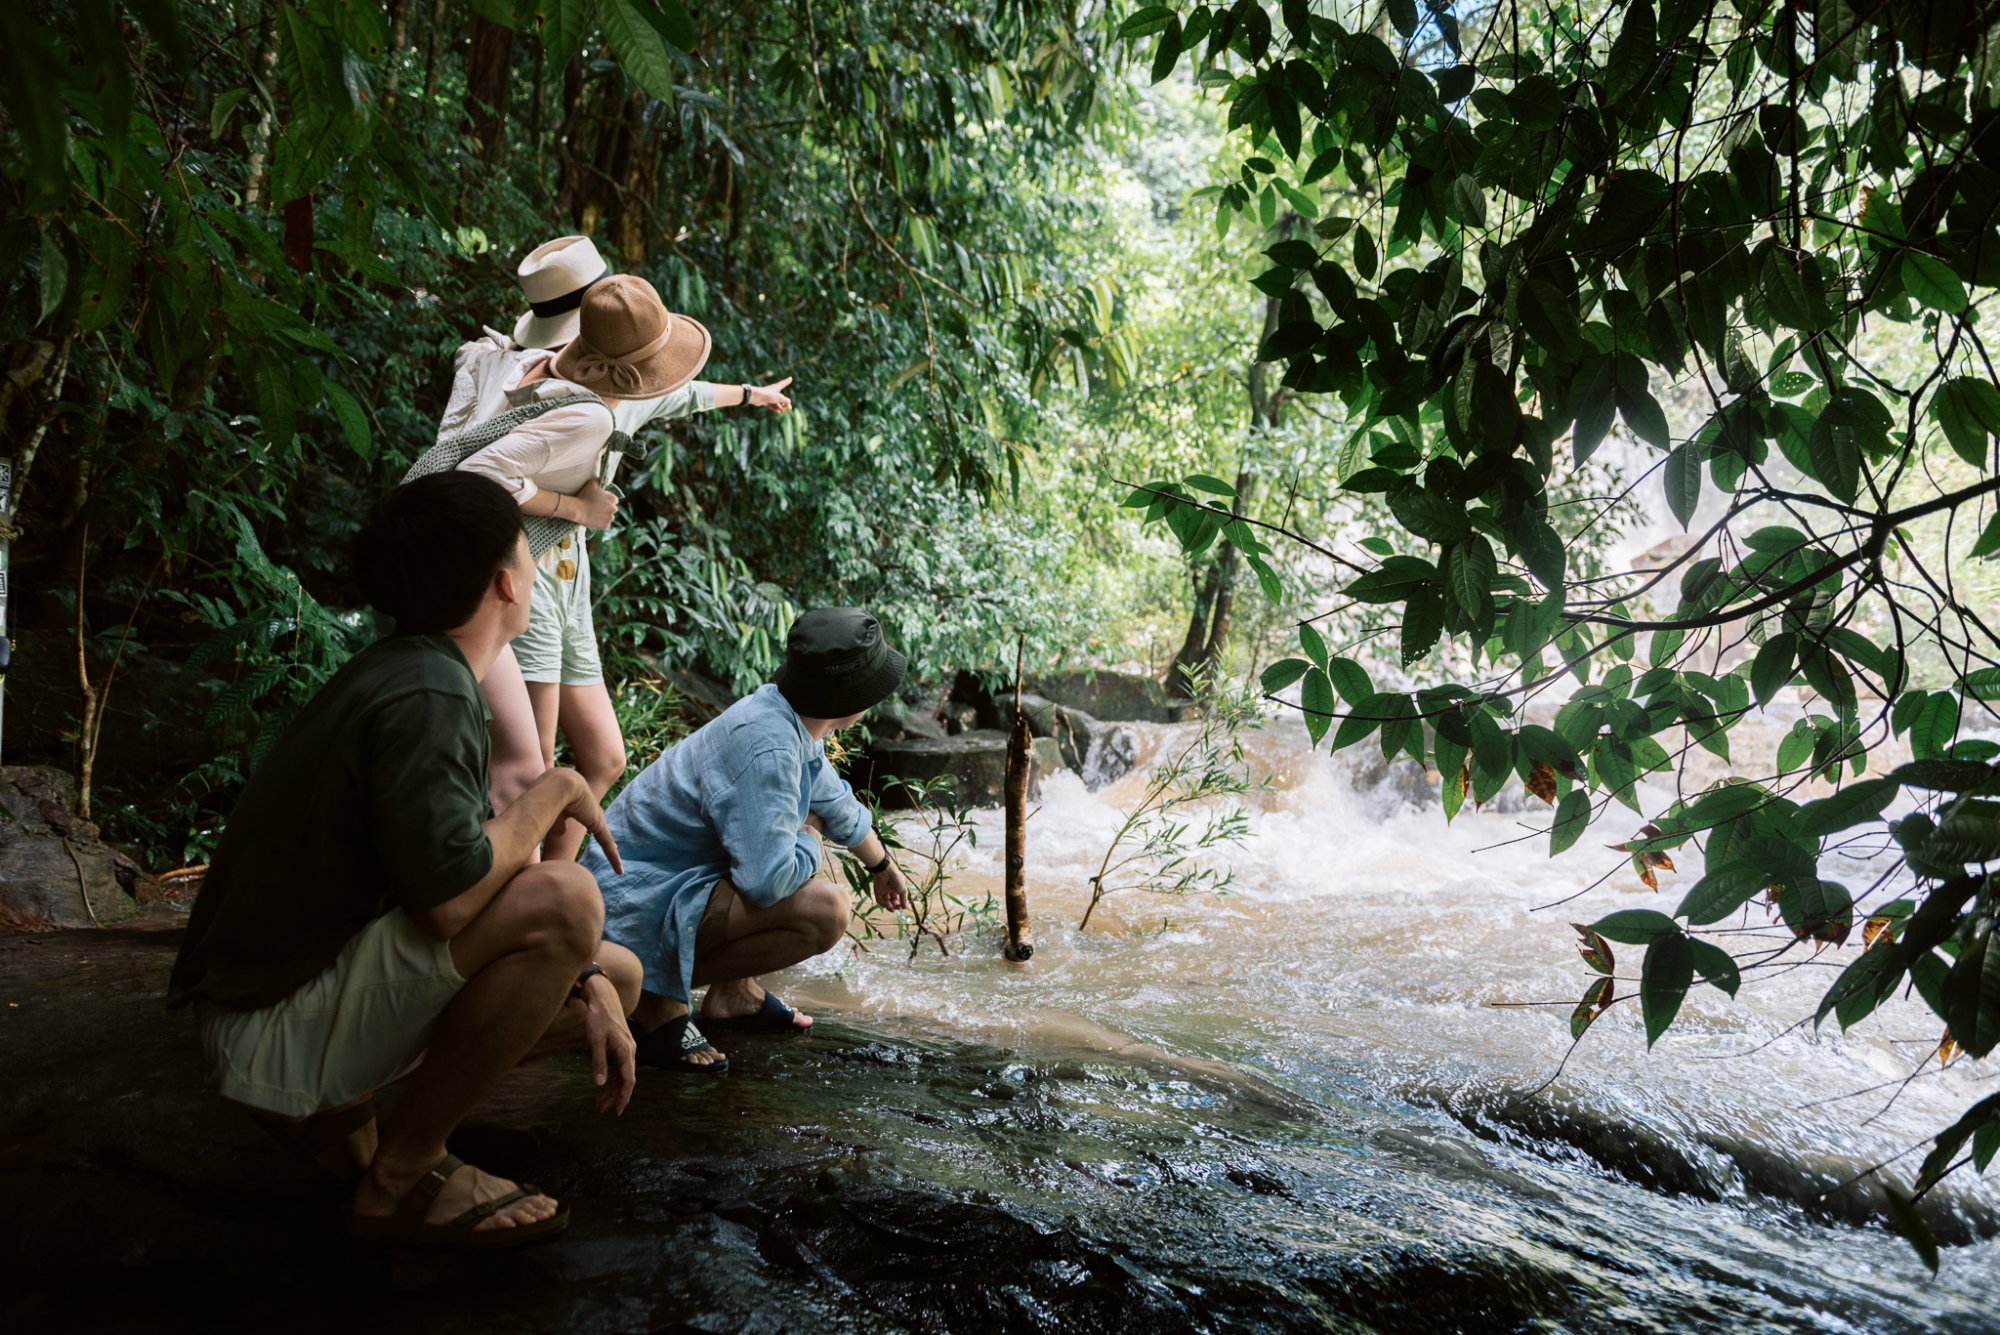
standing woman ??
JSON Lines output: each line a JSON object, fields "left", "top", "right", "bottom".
{"left": 471, "top": 274, "right": 794, "bottom": 862}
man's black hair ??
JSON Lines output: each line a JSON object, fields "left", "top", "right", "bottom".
{"left": 354, "top": 473, "right": 526, "bottom": 634}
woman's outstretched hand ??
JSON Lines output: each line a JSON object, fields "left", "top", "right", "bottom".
{"left": 748, "top": 376, "right": 794, "bottom": 411}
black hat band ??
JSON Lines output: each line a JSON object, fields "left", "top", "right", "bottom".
{"left": 527, "top": 267, "right": 610, "bottom": 319}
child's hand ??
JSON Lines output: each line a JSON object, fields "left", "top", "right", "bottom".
{"left": 574, "top": 479, "right": 619, "bottom": 530}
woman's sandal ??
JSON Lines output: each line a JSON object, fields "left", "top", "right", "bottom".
{"left": 345, "top": 1152, "right": 570, "bottom": 1249}
{"left": 249, "top": 1098, "right": 376, "bottom": 1182}
{"left": 633, "top": 1012, "right": 730, "bottom": 1074}
{"left": 700, "top": 990, "right": 810, "bottom": 1036}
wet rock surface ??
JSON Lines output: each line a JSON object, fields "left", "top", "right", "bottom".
{"left": 0, "top": 766, "right": 150, "bottom": 931}
{"left": 859, "top": 731, "right": 1040, "bottom": 809}
{"left": 1031, "top": 670, "right": 1178, "bottom": 724}
{"left": 0, "top": 929, "right": 1413, "bottom": 1334}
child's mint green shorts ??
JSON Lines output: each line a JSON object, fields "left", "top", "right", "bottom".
{"left": 514, "top": 532, "right": 604, "bottom": 686}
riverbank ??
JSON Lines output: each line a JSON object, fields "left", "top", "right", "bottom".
{"left": 0, "top": 925, "right": 1555, "bottom": 1334}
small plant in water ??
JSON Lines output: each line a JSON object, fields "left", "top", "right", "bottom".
{"left": 1080, "top": 662, "right": 1264, "bottom": 931}
{"left": 839, "top": 774, "right": 996, "bottom": 957}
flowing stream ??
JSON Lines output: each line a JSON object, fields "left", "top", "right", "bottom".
{"left": 760, "top": 717, "right": 2000, "bottom": 1332}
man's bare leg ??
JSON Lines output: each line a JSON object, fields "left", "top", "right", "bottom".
{"left": 351, "top": 861, "right": 601, "bottom": 1232}
{"left": 532, "top": 940, "right": 643, "bottom": 1052}
{"left": 692, "top": 877, "right": 851, "bottom": 1032}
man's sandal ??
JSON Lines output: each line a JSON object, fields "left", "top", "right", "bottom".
{"left": 249, "top": 1098, "right": 376, "bottom": 1182}
{"left": 345, "top": 1153, "right": 570, "bottom": 1249}
{"left": 700, "top": 991, "right": 809, "bottom": 1035}
{"left": 634, "top": 1012, "right": 729, "bottom": 1074}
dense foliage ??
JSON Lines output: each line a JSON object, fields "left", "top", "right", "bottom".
{"left": 1121, "top": 0, "right": 2000, "bottom": 1259}
{"left": 0, "top": 0, "right": 1165, "bottom": 852}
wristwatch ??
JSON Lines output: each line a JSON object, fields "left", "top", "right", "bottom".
{"left": 569, "top": 962, "right": 606, "bottom": 1003}
{"left": 741, "top": 383, "right": 756, "bottom": 406}
{"left": 864, "top": 851, "right": 893, "bottom": 876}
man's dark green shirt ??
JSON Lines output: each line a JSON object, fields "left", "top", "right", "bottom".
{"left": 168, "top": 634, "right": 496, "bottom": 1010}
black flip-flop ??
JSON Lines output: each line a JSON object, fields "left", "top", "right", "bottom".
{"left": 700, "top": 991, "right": 811, "bottom": 1035}
{"left": 634, "top": 1013, "right": 730, "bottom": 1074}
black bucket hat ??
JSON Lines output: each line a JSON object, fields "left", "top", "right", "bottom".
{"left": 773, "top": 608, "right": 907, "bottom": 718}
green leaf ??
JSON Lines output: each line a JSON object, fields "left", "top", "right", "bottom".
{"left": 1884, "top": 1187, "right": 1939, "bottom": 1275}
{"left": 1571, "top": 354, "right": 1616, "bottom": 466}
{"left": 601, "top": 0, "right": 678, "bottom": 104}
{"left": 1298, "top": 621, "right": 1329, "bottom": 668}
{"left": 1776, "top": 879, "right": 1854, "bottom": 945}
{"left": 1446, "top": 536, "right": 1496, "bottom": 624}
{"left": 1751, "top": 632, "right": 1796, "bottom": 707}
{"left": 1886, "top": 758, "right": 1997, "bottom": 792}
{"left": 1807, "top": 405, "right": 1862, "bottom": 503}
{"left": 1345, "top": 556, "right": 1437, "bottom": 604}
{"left": 1969, "top": 511, "right": 2000, "bottom": 559}
{"left": 1663, "top": 442, "right": 1700, "bottom": 529}
{"left": 1590, "top": 908, "right": 1679, "bottom": 945}
{"left": 1910, "top": 692, "right": 1960, "bottom": 760}
{"left": 209, "top": 86, "right": 252, "bottom": 142}
{"left": 1675, "top": 859, "right": 1773, "bottom": 925}
{"left": 1118, "top": 5, "right": 1177, "bottom": 39}
{"left": 1902, "top": 251, "right": 1967, "bottom": 313}
{"left": 1150, "top": 17, "right": 1184, "bottom": 83}
{"left": 1618, "top": 382, "right": 1670, "bottom": 451}
{"left": 324, "top": 382, "right": 371, "bottom": 459}
{"left": 1550, "top": 788, "right": 1590, "bottom": 854}
{"left": 1689, "top": 939, "right": 1742, "bottom": 997}
{"left": 1260, "top": 658, "right": 1312, "bottom": 693}
{"left": 1520, "top": 279, "right": 1582, "bottom": 361}
{"left": 537, "top": 0, "right": 594, "bottom": 66}
{"left": 1325, "top": 656, "right": 1371, "bottom": 704}
{"left": 1184, "top": 472, "right": 1236, "bottom": 497}
{"left": 1931, "top": 376, "right": 2000, "bottom": 468}
{"left": 1791, "top": 778, "right": 1897, "bottom": 839}
{"left": 1401, "top": 585, "right": 1444, "bottom": 667}
{"left": 1640, "top": 931, "right": 1694, "bottom": 1046}
{"left": 1353, "top": 225, "right": 1377, "bottom": 281}
{"left": 1964, "top": 667, "right": 2000, "bottom": 701}
{"left": 1300, "top": 666, "right": 1336, "bottom": 746}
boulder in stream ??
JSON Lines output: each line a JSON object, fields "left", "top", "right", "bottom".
{"left": 858, "top": 731, "right": 1042, "bottom": 808}
{"left": 1032, "top": 668, "right": 1181, "bottom": 723}
{"left": 0, "top": 766, "right": 147, "bottom": 932}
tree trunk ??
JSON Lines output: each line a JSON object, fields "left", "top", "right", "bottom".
{"left": 421, "top": 0, "right": 447, "bottom": 106}
{"left": 1169, "top": 295, "right": 1282, "bottom": 698}
{"left": 242, "top": 12, "right": 279, "bottom": 206}
{"left": 382, "top": 0, "right": 409, "bottom": 115}
{"left": 464, "top": 15, "right": 514, "bottom": 165}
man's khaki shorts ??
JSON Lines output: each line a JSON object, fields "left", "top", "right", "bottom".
{"left": 197, "top": 909, "right": 466, "bottom": 1119}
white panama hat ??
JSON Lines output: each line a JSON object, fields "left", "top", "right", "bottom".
{"left": 512, "top": 235, "right": 611, "bottom": 350}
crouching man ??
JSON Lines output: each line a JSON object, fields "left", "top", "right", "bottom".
{"left": 167, "top": 472, "right": 643, "bottom": 1249}
{"left": 584, "top": 608, "right": 911, "bottom": 1073}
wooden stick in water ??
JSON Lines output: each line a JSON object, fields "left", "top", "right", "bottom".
{"left": 1003, "top": 634, "right": 1033, "bottom": 961}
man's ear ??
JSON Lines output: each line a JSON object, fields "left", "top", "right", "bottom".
{"left": 495, "top": 562, "right": 525, "bottom": 606}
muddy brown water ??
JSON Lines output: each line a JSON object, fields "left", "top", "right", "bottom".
{"left": 2, "top": 716, "right": 1997, "bottom": 1332}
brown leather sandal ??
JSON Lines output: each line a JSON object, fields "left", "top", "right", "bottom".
{"left": 345, "top": 1152, "right": 571, "bottom": 1249}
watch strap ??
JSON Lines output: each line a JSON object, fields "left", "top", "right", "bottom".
{"left": 568, "top": 962, "right": 606, "bottom": 1003}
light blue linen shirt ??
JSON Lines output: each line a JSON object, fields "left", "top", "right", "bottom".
{"left": 584, "top": 684, "right": 874, "bottom": 1001}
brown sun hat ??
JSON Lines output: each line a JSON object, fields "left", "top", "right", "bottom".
{"left": 550, "top": 274, "right": 711, "bottom": 400}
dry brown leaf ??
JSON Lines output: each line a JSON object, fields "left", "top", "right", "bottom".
{"left": 1572, "top": 923, "right": 1615, "bottom": 975}
{"left": 1526, "top": 762, "right": 1558, "bottom": 806}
